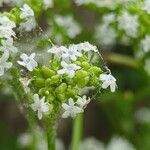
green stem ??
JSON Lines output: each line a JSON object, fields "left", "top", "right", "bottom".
{"left": 46, "top": 118, "right": 56, "bottom": 150}
{"left": 71, "top": 113, "right": 84, "bottom": 150}
{"left": 9, "top": 67, "right": 37, "bottom": 150}
{"left": 103, "top": 52, "right": 141, "bottom": 69}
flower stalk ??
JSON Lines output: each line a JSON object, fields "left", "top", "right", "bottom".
{"left": 71, "top": 113, "right": 84, "bottom": 150}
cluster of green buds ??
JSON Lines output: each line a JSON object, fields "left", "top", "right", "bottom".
{"left": 17, "top": 42, "right": 116, "bottom": 120}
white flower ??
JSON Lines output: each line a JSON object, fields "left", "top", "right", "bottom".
{"left": 99, "top": 73, "right": 116, "bottom": 92}
{"left": 0, "top": 16, "right": 16, "bottom": 39}
{"left": 141, "top": 35, "right": 150, "bottom": 53}
{"left": 0, "top": 38, "right": 18, "bottom": 55}
{"left": 31, "top": 94, "right": 49, "bottom": 120}
{"left": 19, "top": 17, "right": 36, "bottom": 31}
{"left": 143, "top": 0, "right": 150, "bottom": 14}
{"left": 57, "top": 61, "right": 81, "bottom": 78}
{"left": 79, "top": 138, "right": 105, "bottom": 150}
{"left": 43, "top": 0, "right": 53, "bottom": 9}
{"left": 17, "top": 53, "right": 38, "bottom": 71}
{"left": 95, "top": 24, "right": 117, "bottom": 45}
{"left": 62, "top": 44, "right": 82, "bottom": 61}
{"left": 20, "top": 4, "right": 34, "bottom": 19}
{"left": 48, "top": 46, "right": 68, "bottom": 59}
{"left": 54, "top": 15, "right": 81, "bottom": 38}
{"left": 62, "top": 98, "right": 83, "bottom": 118}
{"left": 0, "top": 26, "right": 16, "bottom": 39}
{"left": 118, "top": 12, "right": 139, "bottom": 38}
{"left": 0, "top": 52, "right": 12, "bottom": 76}
{"left": 0, "top": 16, "right": 16, "bottom": 28}
{"left": 107, "top": 136, "right": 136, "bottom": 150}
{"left": 76, "top": 95, "right": 91, "bottom": 109}
{"left": 77, "top": 42, "right": 98, "bottom": 52}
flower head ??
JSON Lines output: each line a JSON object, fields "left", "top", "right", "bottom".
{"left": 100, "top": 73, "right": 117, "bottom": 92}
{"left": 57, "top": 61, "right": 81, "bottom": 78}
{"left": 17, "top": 53, "right": 38, "bottom": 71}
{"left": 62, "top": 98, "right": 83, "bottom": 118}
{"left": 31, "top": 94, "right": 50, "bottom": 120}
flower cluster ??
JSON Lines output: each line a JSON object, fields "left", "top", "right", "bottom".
{"left": 93, "top": 0, "right": 150, "bottom": 75}
{"left": 17, "top": 42, "right": 116, "bottom": 120}
{"left": 0, "top": 3, "right": 37, "bottom": 77}
{"left": 0, "top": 16, "right": 17, "bottom": 76}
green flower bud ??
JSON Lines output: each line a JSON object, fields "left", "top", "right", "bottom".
{"left": 55, "top": 83, "right": 67, "bottom": 101}
{"left": 89, "top": 66, "right": 102, "bottom": 76}
{"left": 75, "top": 70, "right": 89, "bottom": 87}
{"left": 50, "top": 59, "right": 60, "bottom": 70}
{"left": 47, "top": 94, "right": 55, "bottom": 102}
{"left": 81, "top": 61, "right": 91, "bottom": 70}
{"left": 41, "top": 66, "right": 55, "bottom": 78}
{"left": 75, "top": 61, "right": 82, "bottom": 66}
{"left": 66, "top": 86, "right": 78, "bottom": 98}
{"left": 31, "top": 68, "right": 42, "bottom": 77}
{"left": 89, "top": 76, "right": 100, "bottom": 86}
{"left": 33, "top": 78, "right": 45, "bottom": 88}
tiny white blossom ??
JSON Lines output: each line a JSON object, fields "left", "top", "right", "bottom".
{"left": 48, "top": 46, "right": 68, "bottom": 59}
{"left": 0, "top": 26, "right": 16, "bottom": 39}
{"left": 0, "top": 52, "right": 12, "bottom": 76}
{"left": 31, "top": 94, "right": 49, "bottom": 120}
{"left": 76, "top": 95, "right": 91, "bottom": 109}
{"left": 19, "top": 17, "right": 36, "bottom": 31}
{"left": 17, "top": 53, "right": 38, "bottom": 71}
{"left": 0, "top": 38, "right": 18, "bottom": 55}
{"left": 100, "top": 73, "right": 117, "bottom": 92}
{"left": 62, "top": 98, "right": 83, "bottom": 118}
{"left": 141, "top": 35, "right": 150, "bottom": 53}
{"left": 62, "top": 44, "right": 82, "bottom": 61}
{"left": 57, "top": 61, "right": 81, "bottom": 78}
{"left": 143, "top": 0, "right": 150, "bottom": 14}
{"left": 77, "top": 42, "right": 98, "bottom": 52}
{"left": 0, "top": 16, "right": 16, "bottom": 39}
{"left": 20, "top": 4, "right": 34, "bottom": 19}
{"left": 0, "top": 16, "right": 16, "bottom": 28}
{"left": 118, "top": 12, "right": 139, "bottom": 38}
